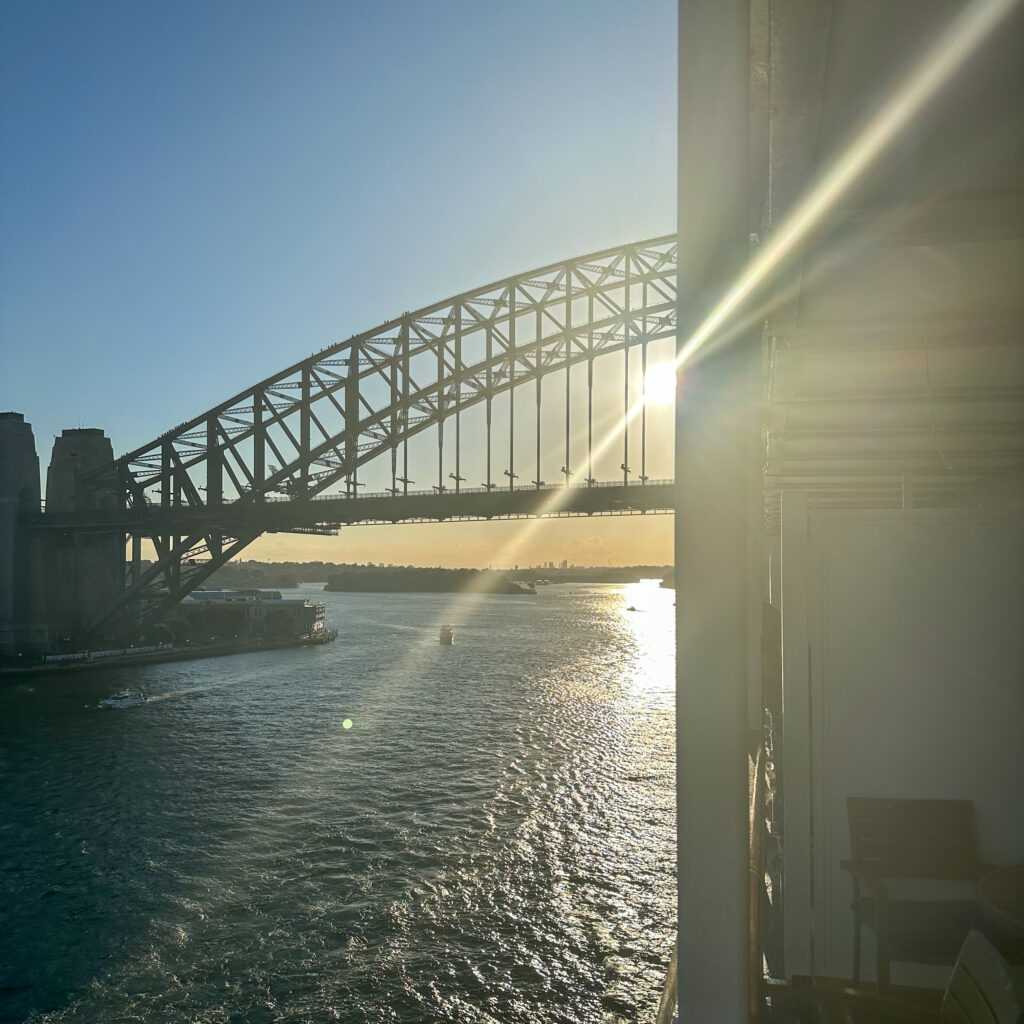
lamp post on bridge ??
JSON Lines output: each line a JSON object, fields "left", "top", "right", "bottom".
{"left": 561, "top": 467, "right": 573, "bottom": 486}
{"left": 449, "top": 472, "right": 465, "bottom": 494}
{"left": 503, "top": 469, "right": 518, "bottom": 492}
{"left": 620, "top": 463, "right": 631, "bottom": 486}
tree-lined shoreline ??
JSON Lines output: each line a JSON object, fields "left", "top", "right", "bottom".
{"left": 179, "top": 559, "right": 672, "bottom": 592}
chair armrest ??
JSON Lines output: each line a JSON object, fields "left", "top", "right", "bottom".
{"left": 764, "top": 978, "right": 942, "bottom": 1024}
{"left": 839, "top": 859, "right": 889, "bottom": 900}
{"left": 809, "top": 987, "right": 941, "bottom": 1024}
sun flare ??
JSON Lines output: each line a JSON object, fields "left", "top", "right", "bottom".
{"left": 643, "top": 362, "right": 677, "bottom": 405}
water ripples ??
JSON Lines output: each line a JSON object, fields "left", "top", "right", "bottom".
{"left": 1, "top": 582, "right": 675, "bottom": 1023}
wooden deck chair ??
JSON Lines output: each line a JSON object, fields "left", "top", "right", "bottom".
{"left": 842, "top": 798, "right": 983, "bottom": 987}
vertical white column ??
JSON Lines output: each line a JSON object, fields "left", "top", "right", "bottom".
{"left": 676, "top": 0, "right": 756, "bottom": 1020}
{"left": 780, "top": 490, "right": 812, "bottom": 976}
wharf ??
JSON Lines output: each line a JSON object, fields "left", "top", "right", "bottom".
{"left": 0, "top": 630, "right": 336, "bottom": 678}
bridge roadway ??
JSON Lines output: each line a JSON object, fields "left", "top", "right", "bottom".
{"left": 26, "top": 480, "right": 675, "bottom": 535}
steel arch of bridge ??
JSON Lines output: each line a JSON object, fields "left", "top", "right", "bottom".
{"left": 82, "top": 234, "right": 677, "bottom": 634}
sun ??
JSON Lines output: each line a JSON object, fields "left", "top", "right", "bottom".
{"left": 643, "top": 361, "right": 677, "bottom": 405}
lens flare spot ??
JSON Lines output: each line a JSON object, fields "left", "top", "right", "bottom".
{"left": 342, "top": 719, "right": 353, "bottom": 730}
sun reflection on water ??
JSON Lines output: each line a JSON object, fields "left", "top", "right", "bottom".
{"left": 3, "top": 583, "right": 677, "bottom": 1023}
{"left": 618, "top": 578, "right": 676, "bottom": 697}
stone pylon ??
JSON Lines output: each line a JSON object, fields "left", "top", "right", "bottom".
{"left": 0, "top": 412, "right": 48, "bottom": 657}
{"left": 43, "top": 428, "right": 125, "bottom": 650}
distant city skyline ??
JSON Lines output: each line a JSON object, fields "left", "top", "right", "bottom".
{"left": 1, "top": 0, "right": 676, "bottom": 566}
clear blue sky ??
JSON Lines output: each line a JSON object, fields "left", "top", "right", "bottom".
{"left": 1, "top": 1, "right": 676, "bottom": 565}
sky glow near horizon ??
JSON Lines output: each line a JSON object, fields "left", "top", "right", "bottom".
{"left": 0, "top": 0, "right": 677, "bottom": 568}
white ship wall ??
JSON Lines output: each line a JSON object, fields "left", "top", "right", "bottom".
{"left": 780, "top": 500, "right": 1024, "bottom": 986}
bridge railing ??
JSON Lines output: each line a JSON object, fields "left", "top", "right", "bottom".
{"left": 259, "top": 477, "right": 675, "bottom": 502}
{"left": 24, "top": 478, "right": 676, "bottom": 529}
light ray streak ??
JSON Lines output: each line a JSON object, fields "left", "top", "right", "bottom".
{"left": 675, "top": 0, "right": 1017, "bottom": 371}
{"left": 439, "top": 0, "right": 1014, "bottom": 579}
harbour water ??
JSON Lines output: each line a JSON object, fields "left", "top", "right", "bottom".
{"left": 1, "top": 581, "right": 676, "bottom": 1023}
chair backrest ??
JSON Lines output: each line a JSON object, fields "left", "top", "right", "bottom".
{"left": 847, "top": 798, "right": 981, "bottom": 880}
{"left": 941, "top": 930, "right": 1023, "bottom": 1024}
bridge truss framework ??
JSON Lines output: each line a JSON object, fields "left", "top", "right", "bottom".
{"left": 67, "top": 235, "right": 678, "bottom": 637}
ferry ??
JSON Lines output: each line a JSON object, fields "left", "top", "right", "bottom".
{"left": 439, "top": 624, "right": 454, "bottom": 645}
{"left": 99, "top": 688, "right": 147, "bottom": 708}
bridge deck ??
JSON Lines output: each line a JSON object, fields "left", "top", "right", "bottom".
{"left": 26, "top": 481, "right": 675, "bottom": 534}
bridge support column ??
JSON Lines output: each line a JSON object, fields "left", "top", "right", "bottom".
{"left": 0, "top": 412, "right": 47, "bottom": 657}
{"left": 207, "top": 417, "right": 223, "bottom": 561}
{"left": 675, "top": 0, "right": 759, "bottom": 1020}
{"left": 43, "top": 428, "right": 126, "bottom": 650}
{"left": 130, "top": 531, "right": 142, "bottom": 586}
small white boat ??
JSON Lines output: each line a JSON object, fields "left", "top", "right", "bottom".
{"left": 439, "top": 623, "right": 454, "bottom": 645}
{"left": 99, "top": 688, "right": 147, "bottom": 708}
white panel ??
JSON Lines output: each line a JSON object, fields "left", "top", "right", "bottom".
{"left": 781, "top": 491, "right": 813, "bottom": 977}
{"left": 809, "top": 510, "right": 1024, "bottom": 985}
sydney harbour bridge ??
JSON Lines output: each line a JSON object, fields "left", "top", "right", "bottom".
{"left": 24, "top": 235, "right": 678, "bottom": 641}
